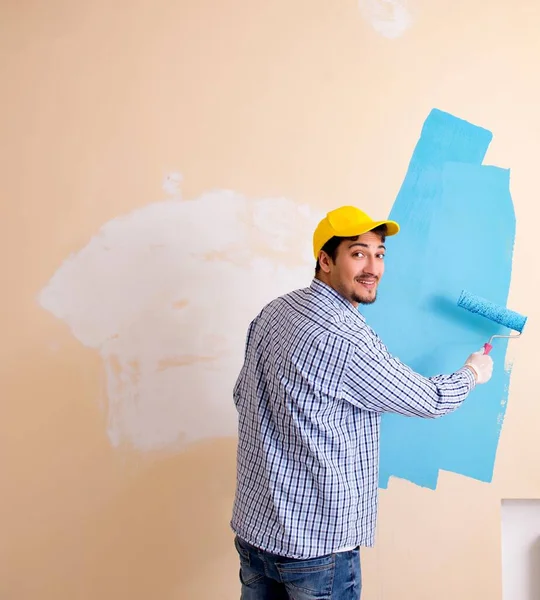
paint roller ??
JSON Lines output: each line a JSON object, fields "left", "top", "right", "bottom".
{"left": 457, "top": 290, "right": 528, "bottom": 355}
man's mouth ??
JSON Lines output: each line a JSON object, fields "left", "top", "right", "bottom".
{"left": 355, "top": 277, "right": 377, "bottom": 290}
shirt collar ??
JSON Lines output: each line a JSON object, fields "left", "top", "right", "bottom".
{"left": 309, "top": 278, "right": 366, "bottom": 322}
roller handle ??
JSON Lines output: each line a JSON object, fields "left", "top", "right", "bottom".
{"left": 483, "top": 342, "right": 493, "bottom": 355}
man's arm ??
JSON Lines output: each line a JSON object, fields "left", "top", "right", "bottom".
{"left": 233, "top": 318, "right": 258, "bottom": 409}
{"left": 341, "top": 345, "right": 490, "bottom": 418}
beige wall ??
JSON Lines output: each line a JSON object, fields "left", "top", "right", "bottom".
{"left": 3, "top": 1, "right": 539, "bottom": 598}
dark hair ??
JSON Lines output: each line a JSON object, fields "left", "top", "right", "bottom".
{"left": 315, "top": 224, "right": 387, "bottom": 274}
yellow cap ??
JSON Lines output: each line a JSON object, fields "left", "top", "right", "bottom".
{"left": 313, "top": 205, "right": 400, "bottom": 258}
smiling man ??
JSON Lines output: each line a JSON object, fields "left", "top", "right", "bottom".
{"left": 313, "top": 226, "right": 387, "bottom": 306}
{"left": 230, "top": 205, "right": 493, "bottom": 600}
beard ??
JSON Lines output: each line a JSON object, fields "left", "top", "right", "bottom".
{"left": 352, "top": 291, "right": 377, "bottom": 305}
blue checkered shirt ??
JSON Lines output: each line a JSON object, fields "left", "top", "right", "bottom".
{"left": 231, "top": 278, "right": 476, "bottom": 559}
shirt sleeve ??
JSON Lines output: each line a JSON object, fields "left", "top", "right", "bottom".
{"left": 341, "top": 340, "right": 476, "bottom": 418}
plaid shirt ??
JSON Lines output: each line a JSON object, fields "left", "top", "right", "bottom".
{"left": 230, "top": 278, "right": 476, "bottom": 559}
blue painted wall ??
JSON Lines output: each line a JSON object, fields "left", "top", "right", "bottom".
{"left": 362, "top": 109, "right": 516, "bottom": 489}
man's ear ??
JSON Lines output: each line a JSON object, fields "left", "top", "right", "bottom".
{"left": 317, "top": 251, "right": 332, "bottom": 274}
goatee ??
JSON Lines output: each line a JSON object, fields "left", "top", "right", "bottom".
{"left": 352, "top": 293, "right": 377, "bottom": 305}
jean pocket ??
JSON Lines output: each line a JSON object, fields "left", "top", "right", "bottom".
{"left": 276, "top": 554, "right": 335, "bottom": 599}
{"left": 234, "top": 536, "right": 252, "bottom": 563}
{"left": 234, "top": 537, "right": 266, "bottom": 587}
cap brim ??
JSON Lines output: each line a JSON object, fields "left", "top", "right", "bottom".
{"left": 372, "top": 220, "right": 400, "bottom": 235}
{"left": 340, "top": 220, "right": 400, "bottom": 237}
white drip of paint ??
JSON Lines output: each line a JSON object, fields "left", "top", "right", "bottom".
{"left": 38, "top": 175, "right": 323, "bottom": 452}
{"left": 358, "top": 0, "right": 413, "bottom": 39}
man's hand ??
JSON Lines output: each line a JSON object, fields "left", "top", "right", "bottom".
{"left": 465, "top": 350, "right": 494, "bottom": 384}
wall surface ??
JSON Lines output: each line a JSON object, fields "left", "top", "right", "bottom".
{"left": 501, "top": 500, "right": 540, "bottom": 600}
{"left": 2, "top": 1, "right": 539, "bottom": 599}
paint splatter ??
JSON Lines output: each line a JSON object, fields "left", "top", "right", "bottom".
{"left": 362, "top": 108, "right": 516, "bottom": 489}
{"left": 358, "top": 0, "right": 413, "bottom": 39}
{"left": 38, "top": 180, "right": 323, "bottom": 452}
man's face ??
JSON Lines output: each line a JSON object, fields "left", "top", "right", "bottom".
{"left": 319, "top": 231, "right": 386, "bottom": 306}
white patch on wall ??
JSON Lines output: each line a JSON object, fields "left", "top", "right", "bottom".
{"left": 162, "top": 171, "right": 183, "bottom": 197}
{"left": 38, "top": 174, "right": 323, "bottom": 452}
{"left": 358, "top": 0, "right": 413, "bottom": 39}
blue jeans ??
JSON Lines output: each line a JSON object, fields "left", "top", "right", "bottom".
{"left": 234, "top": 536, "right": 361, "bottom": 599}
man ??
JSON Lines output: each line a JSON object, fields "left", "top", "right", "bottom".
{"left": 230, "top": 205, "right": 493, "bottom": 599}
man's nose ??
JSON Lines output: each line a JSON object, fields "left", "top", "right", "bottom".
{"left": 364, "top": 256, "right": 378, "bottom": 275}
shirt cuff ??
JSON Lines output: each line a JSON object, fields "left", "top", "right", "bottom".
{"left": 458, "top": 366, "right": 477, "bottom": 389}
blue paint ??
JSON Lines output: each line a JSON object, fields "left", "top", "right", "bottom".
{"left": 362, "top": 109, "right": 516, "bottom": 489}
